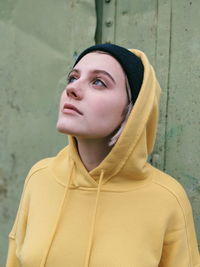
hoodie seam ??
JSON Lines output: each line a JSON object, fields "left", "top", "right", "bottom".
{"left": 68, "top": 181, "right": 153, "bottom": 192}
{"left": 152, "top": 180, "right": 193, "bottom": 266}
{"left": 22, "top": 163, "right": 51, "bottom": 191}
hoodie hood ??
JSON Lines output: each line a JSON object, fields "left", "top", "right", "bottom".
{"left": 52, "top": 49, "right": 161, "bottom": 190}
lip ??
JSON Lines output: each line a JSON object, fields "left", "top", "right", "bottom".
{"left": 62, "top": 103, "right": 83, "bottom": 115}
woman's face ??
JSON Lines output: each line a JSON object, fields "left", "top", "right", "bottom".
{"left": 56, "top": 52, "right": 128, "bottom": 140}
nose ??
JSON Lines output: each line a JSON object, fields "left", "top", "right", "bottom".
{"left": 66, "top": 83, "right": 83, "bottom": 100}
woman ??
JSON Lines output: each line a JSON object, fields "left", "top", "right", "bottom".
{"left": 6, "top": 44, "right": 200, "bottom": 266}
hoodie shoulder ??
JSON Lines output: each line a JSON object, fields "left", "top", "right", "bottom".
{"left": 151, "top": 166, "right": 192, "bottom": 212}
{"left": 150, "top": 167, "right": 200, "bottom": 265}
{"left": 26, "top": 157, "right": 53, "bottom": 179}
{"left": 24, "top": 146, "right": 70, "bottom": 187}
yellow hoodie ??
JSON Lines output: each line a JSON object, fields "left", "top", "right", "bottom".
{"left": 6, "top": 50, "right": 200, "bottom": 267}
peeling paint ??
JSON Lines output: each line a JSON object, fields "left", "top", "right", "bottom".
{"left": 10, "top": 153, "right": 17, "bottom": 176}
{"left": 166, "top": 125, "right": 183, "bottom": 139}
{"left": 181, "top": 174, "right": 200, "bottom": 191}
{"left": 0, "top": 170, "right": 8, "bottom": 199}
{"left": 6, "top": 89, "right": 21, "bottom": 113}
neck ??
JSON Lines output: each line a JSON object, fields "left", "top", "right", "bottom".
{"left": 75, "top": 137, "right": 112, "bottom": 171}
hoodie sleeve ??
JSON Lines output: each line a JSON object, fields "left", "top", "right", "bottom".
{"left": 158, "top": 191, "right": 200, "bottom": 267}
{"left": 6, "top": 181, "right": 29, "bottom": 267}
{"left": 6, "top": 162, "right": 45, "bottom": 267}
{"left": 6, "top": 237, "right": 20, "bottom": 267}
{"left": 6, "top": 159, "right": 50, "bottom": 267}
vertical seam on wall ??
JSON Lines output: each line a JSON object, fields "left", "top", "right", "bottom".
{"left": 163, "top": 0, "right": 173, "bottom": 171}
{"left": 114, "top": 0, "right": 117, "bottom": 43}
{"left": 95, "top": 0, "right": 104, "bottom": 44}
{"left": 155, "top": 0, "right": 159, "bottom": 69}
{"left": 94, "top": 0, "right": 98, "bottom": 44}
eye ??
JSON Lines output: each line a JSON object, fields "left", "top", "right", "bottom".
{"left": 93, "top": 78, "right": 106, "bottom": 87}
{"left": 67, "top": 75, "right": 77, "bottom": 84}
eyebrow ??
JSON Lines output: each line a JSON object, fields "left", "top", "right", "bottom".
{"left": 68, "top": 68, "right": 116, "bottom": 84}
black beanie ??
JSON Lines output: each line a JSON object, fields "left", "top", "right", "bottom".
{"left": 73, "top": 43, "right": 144, "bottom": 104}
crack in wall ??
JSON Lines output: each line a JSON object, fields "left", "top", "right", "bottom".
{"left": 163, "top": 0, "right": 173, "bottom": 172}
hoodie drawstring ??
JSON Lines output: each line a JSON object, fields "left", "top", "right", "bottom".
{"left": 84, "top": 169, "right": 105, "bottom": 267}
{"left": 39, "top": 161, "right": 75, "bottom": 267}
{"left": 40, "top": 164, "right": 104, "bottom": 267}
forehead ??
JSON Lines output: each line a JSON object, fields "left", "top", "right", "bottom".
{"left": 74, "top": 52, "right": 125, "bottom": 80}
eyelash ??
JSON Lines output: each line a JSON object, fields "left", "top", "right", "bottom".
{"left": 93, "top": 78, "right": 106, "bottom": 87}
{"left": 67, "top": 75, "right": 77, "bottom": 84}
{"left": 67, "top": 75, "right": 107, "bottom": 88}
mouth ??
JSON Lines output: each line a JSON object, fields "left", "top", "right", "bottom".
{"left": 62, "top": 103, "right": 83, "bottom": 115}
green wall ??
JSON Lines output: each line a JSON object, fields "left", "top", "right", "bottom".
{"left": 0, "top": 0, "right": 96, "bottom": 264}
{"left": 98, "top": 0, "right": 200, "bottom": 246}
{"left": 162, "top": 2, "right": 200, "bottom": 241}
{"left": 0, "top": 0, "right": 199, "bottom": 264}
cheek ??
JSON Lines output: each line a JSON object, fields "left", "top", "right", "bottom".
{"left": 60, "top": 90, "right": 65, "bottom": 103}
{"left": 58, "top": 91, "right": 66, "bottom": 111}
{"left": 90, "top": 96, "right": 127, "bottom": 120}
{"left": 87, "top": 96, "right": 127, "bottom": 136}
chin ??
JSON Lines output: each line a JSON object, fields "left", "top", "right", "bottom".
{"left": 56, "top": 124, "right": 72, "bottom": 135}
{"left": 56, "top": 122, "right": 82, "bottom": 136}
{"left": 56, "top": 121, "right": 69, "bottom": 134}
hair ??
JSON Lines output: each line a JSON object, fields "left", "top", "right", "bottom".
{"left": 109, "top": 77, "right": 133, "bottom": 146}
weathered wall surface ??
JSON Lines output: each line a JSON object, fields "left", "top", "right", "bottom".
{"left": 99, "top": 0, "right": 200, "bottom": 245}
{"left": 0, "top": 0, "right": 96, "bottom": 265}
{"left": 0, "top": 0, "right": 199, "bottom": 264}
